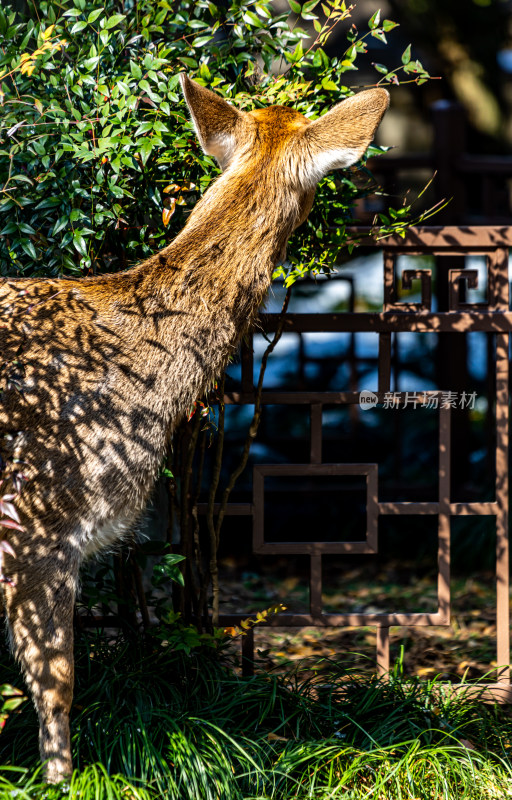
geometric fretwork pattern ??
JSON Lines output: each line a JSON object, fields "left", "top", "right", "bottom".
{"left": 214, "top": 226, "right": 511, "bottom": 701}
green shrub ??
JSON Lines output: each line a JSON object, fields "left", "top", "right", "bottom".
{"left": 0, "top": 0, "right": 430, "bottom": 282}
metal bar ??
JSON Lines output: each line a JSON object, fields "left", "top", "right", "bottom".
{"left": 350, "top": 226, "right": 512, "bottom": 248}
{"left": 310, "top": 555, "right": 322, "bottom": 618}
{"left": 495, "top": 333, "right": 510, "bottom": 682}
{"left": 379, "top": 502, "right": 439, "bottom": 515}
{"left": 241, "top": 339, "right": 254, "bottom": 393}
{"left": 489, "top": 248, "right": 510, "bottom": 311}
{"left": 254, "top": 464, "right": 377, "bottom": 477}
{"left": 378, "top": 333, "right": 392, "bottom": 394}
{"left": 376, "top": 626, "right": 390, "bottom": 679}
{"left": 383, "top": 253, "right": 396, "bottom": 310}
{"left": 438, "top": 404, "right": 451, "bottom": 625}
{"left": 254, "top": 541, "right": 379, "bottom": 555}
{"left": 310, "top": 404, "right": 323, "bottom": 464}
{"left": 219, "top": 611, "right": 448, "bottom": 627}
{"left": 196, "top": 503, "right": 253, "bottom": 516}
{"left": 259, "top": 312, "right": 512, "bottom": 334}
{"left": 225, "top": 390, "right": 466, "bottom": 406}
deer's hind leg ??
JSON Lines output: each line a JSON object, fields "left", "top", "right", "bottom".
{"left": 3, "top": 544, "right": 79, "bottom": 783}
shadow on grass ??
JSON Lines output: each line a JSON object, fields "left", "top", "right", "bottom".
{"left": 0, "top": 630, "right": 511, "bottom": 799}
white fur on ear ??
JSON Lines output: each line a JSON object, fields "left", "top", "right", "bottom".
{"left": 179, "top": 74, "right": 243, "bottom": 171}
{"left": 304, "top": 147, "right": 362, "bottom": 185}
{"left": 206, "top": 133, "right": 237, "bottom": 171}
{"left": 300, "top": 88, "right": 390, "bottom": 186}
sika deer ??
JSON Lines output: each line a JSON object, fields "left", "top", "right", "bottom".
{"left": 0, "top": 75, "right": 388, "bottom": 781}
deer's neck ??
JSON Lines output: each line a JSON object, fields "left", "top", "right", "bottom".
{"left": 97, "top": 170, "right": 296, "bottom": 427}
{"left": 138, "top": 169, "right": 297, "bottom": 326}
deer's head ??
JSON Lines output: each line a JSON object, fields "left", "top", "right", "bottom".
{"left": 180, "top": 74, "right": 389, "bottom": 233}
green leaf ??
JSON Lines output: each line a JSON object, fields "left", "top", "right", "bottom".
{"left": 178, "top": 57, "right": 198, "bottom": 68}
{"left": 371, "top": 29, "right": 387, "bottom": 44}
{"left": 104, "top": 14, "right": 126, "bottom": 30}
{"left": 288, "top": 0, "right": 302, "bottom": 12}
{"left": 401, "top": 44, "right": 411, "bottom": 65}
{"left": 11, "top": 175, "right": 34, "bottom": 186}
{"left": 162, "top": 554, "right": 186, "bottom": 567}
{"left": 289, "top": 40, "right": 303, "bottom": 63}
{"left": 382, "top": 19, "right": 399, "bottom": 32}
{"left": 70, "top": 20, "right": 88, "bottom": 33}
{"left": 321, "top": 77, "right": 338, "bottom": 91}
{"left": 191, "top": 35, "right": 213, "bottom": 47}
{"left": 2, "top": 697, "right": 25, "bottom": 712}
{"left": 243, "top": 10, "right": 262, "bottom": 26}
{"left": 73, "top": 232, "right": 88, "bottom": 257}
{"left": 20, "top": 239, "right": 37, "bottom": 260}
{"left": 52, "top": 216, "right": 69, "bottom": 235}
{"left": 35, "top": 196, "right": 62, "bottom": 210}
{"left": 138, "top": 138, "right": 153, "bottom": 166}
{"left": 368, "top": 9, "right": 380, "bottom": 29}
{"left": 87, "top": 9, "right": 103, "bottom": 23}
{"left": 130, "top": 61, "right": 142, "bottom": 79}
{"left": 82, "top": 56, "right": 100, "bottom": 71}
{"left": 18, "top": 223, "right": 36, "bottom": 234}
{"left": 373, "top": 62, "right": 388, "bottom": 74}
{"left": 199, "top": 62, "right": 211, "bottom": 80}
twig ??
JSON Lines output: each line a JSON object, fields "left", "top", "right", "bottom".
{"left": 205, "top": 375, "right": 225, "bottom": 625}
{"left": 210, "top": 288, "right": 292, "bottom": 624}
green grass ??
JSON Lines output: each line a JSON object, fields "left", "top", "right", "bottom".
{"left": 0, "top": 632, "right": 512, "bottom": 798}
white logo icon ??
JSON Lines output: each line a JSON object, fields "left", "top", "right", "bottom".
{"left": 359, "top": 390, "right": 378, "bottom": 410}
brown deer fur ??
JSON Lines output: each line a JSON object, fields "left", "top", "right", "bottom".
{"left": 0, "top": 75, "right": 388, "bottom": 781}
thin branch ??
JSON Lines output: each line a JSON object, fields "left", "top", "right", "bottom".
{"left": 205, "top": 375, "right": 225, "bottom": 626}
{"left": 210, "top": 287, "right": 292, "bottom": 624}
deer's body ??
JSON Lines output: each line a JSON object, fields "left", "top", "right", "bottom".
{"left": 0, "top": 75, "right": 388, "bottom": 781}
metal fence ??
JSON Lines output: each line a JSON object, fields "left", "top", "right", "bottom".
{"left": 207, "top": 225, "right": 512, "bottom": 699}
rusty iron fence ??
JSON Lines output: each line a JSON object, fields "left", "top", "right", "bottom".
{"left": 200, "top": 225, "right": 511, "bottom": 699}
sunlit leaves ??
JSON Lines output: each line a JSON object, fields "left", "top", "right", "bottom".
{"left": 368, "top": 9, "right": 380, "bottom": 29}
{"left": 402, "top": 44, "right": 412, "bottom": 65}
{"left": 103, "top": 14, "right": 126, "bottom": 30}
{"left": 0, "top": 0, "right": 432, "bottom": 282}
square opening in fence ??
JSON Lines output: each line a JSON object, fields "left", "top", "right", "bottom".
{"left": 253, "top": 463, "right": 378, "bottom": 555}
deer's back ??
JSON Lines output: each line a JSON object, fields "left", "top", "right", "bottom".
{"left": 0, "top": 275, "right": 178, "bottom": 547}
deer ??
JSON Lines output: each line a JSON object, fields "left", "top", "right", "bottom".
{"left": 0, "top": 74, "right": 388, "bottom": 782}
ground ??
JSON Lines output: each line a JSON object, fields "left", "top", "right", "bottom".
{"left": 219, "top": 560, "right": 500, "bottom": 681}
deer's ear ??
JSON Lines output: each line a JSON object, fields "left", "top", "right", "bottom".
{"left": 301, "top": 89, "right": 389, "bottom": 185}
{"left": 180, "top": 74, "right": 244, "bottom": 170}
